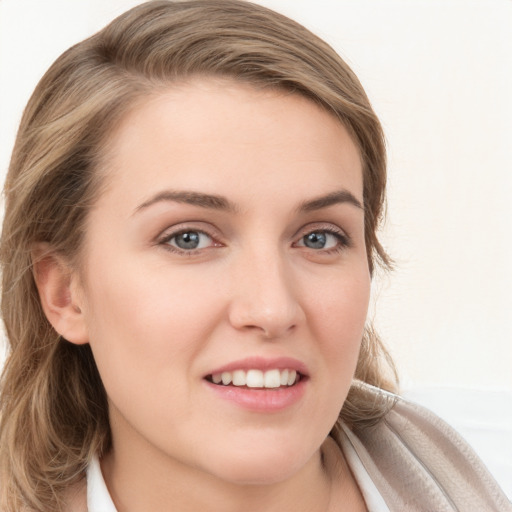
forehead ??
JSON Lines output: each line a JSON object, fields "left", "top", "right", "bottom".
{"left": 97, "top": 79, "right": 363, "bottom": 211}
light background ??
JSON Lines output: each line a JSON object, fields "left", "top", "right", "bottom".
{"left": 1, "top": 0, "right": 511, "bottom": 495}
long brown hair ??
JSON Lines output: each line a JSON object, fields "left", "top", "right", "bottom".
{"left": 0, "top": 1, "right": 397, "bottom": 510}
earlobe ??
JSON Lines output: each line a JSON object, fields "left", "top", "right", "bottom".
{"left": 32, "top": 244, "right": 89, "bottom": 345}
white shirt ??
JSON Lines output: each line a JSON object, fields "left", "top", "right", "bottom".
{"left": 86, "top": 433, "right": 389, "bottom": 512}
{"left": 87, "top": 457, "right": 117, "bottom": 512}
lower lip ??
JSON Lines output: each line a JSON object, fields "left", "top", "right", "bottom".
{"left": 204, "top": 379, "right": 307, "bottom": 412}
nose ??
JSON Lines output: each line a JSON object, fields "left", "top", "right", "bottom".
{"left": 227, "top": 248, "right": 304, "bottom": 340}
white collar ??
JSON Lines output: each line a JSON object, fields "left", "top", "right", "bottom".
{"left": 87, "top": 457, "right": 118, "bottom": 512}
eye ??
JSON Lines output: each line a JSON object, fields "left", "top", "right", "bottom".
{"left": 301, "top": 232, "right": 333, "bottom": 249}
{"left": 163, "top": 230, "right": 214, "bottom": 251}
{"left": 295, "top": 228, "right": 349, "bottom": 252}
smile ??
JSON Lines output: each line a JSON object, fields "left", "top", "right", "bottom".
{"left": 204, "top": 357, "right": 308, "bottom": 411}
{"left": 208, "top": 369, "right": 299, "bottom": 388}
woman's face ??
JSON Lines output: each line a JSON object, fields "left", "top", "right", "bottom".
{"left": 77, "top": 79, "right": 370, "bottom": 484}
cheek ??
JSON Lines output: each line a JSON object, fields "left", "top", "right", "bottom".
{"left": 307, "top": 269, "right": 370, "bottom": 341}
{"left": 80, "top": 264, "right": 226, "bottom": 442}
{"left": 305, "top": 268, "right": 370, "bottom": 391}
{"left": 85, "top": 254, "right": 218, "bottom": 334}
{"left": 81, "top": 260, "right": 226, "bottom": 394}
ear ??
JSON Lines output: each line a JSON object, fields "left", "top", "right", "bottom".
{"left": 32, "top": 243, "right": 89, "bottom": 345}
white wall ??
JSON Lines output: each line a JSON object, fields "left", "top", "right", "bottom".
{"left": 1, "top": 0, "right": 511, "bottom": 392}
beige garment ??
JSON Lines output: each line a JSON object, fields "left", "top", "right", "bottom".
{"left": 336, "top": 386, "right": 512, "bottom": 512}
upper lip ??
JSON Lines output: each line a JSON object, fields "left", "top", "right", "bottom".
{"left": 205, "top": 356, "right": 309, "bottom": 377}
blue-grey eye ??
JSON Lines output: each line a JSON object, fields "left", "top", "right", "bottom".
{"left": 298, "top": 231, "right": 340, "bottom": 250}
{"left": 305, "top": 232, "right": 326, "bottom": 248}
{"left": 168, "top": 231, "right": 212, "bottom": 250}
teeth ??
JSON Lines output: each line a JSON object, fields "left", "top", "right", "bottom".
{"left": 210, "top": 369, "right": 299, "bottom": 388}
{"left": 264, "top": 369, "right": 281, "bottom": 388}
{"left": 232, "top": 370, "right": 245, "bottom": 386}
{"left": 246, "top": 369, "right": 263, "bottom": 388}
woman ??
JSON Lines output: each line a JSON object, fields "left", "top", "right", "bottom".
{"left": 0, "top": 1, "right": 509, "bottom": 511}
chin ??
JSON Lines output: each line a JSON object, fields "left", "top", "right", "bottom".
{"left": 200, "top": 438, "right": 320, "bottom": 486}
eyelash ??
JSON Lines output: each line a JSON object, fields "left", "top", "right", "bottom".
{"left": 157, "top": 225, "right": 351, "bottom": 256}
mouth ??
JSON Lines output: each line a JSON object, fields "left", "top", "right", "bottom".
{"left": 205, "top": 368, "right": 303, "bottom": 389}
{"left": 203, "top": 357, "right": 308, "bottom": 411}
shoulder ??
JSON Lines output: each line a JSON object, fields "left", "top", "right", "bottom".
{"left": 338, "top": 383, "right": 512, "bottom": 512}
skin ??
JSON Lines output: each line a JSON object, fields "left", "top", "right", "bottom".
{"left": 38, "top": 79, "right": 370, "bottom": 511}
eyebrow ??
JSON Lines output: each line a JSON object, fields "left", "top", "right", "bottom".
{"left": 135, "top": 190, "right": 237, "bottom": 214}
{"left": 134, "top": 188, "right": 363, "bottom": 215}
{"left": 297, "top": 190, "right": 363, "bottom": 212}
